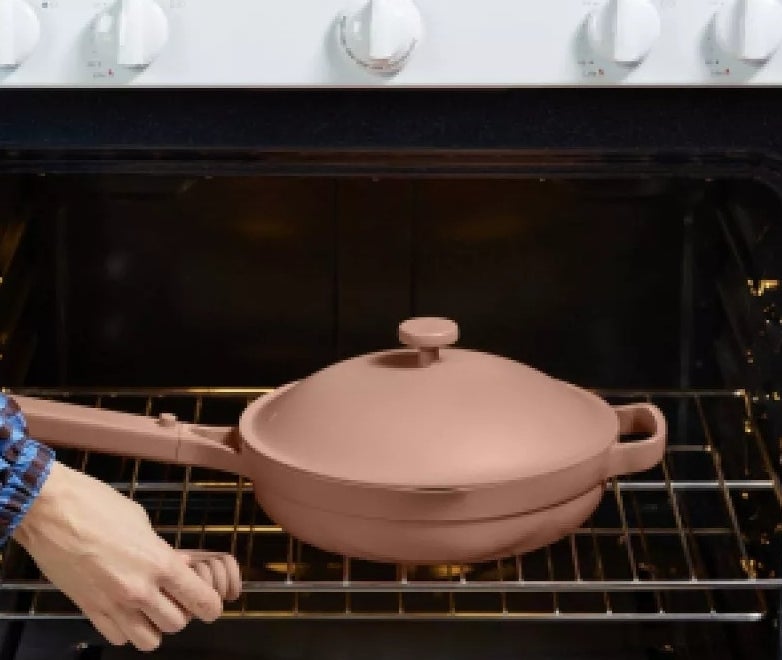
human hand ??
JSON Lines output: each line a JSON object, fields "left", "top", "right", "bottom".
{"left": 178, "top": 550, "right": 242, "bottom": 604}
{"left": 13, "top": 461, "right": 242, "bottom": 652}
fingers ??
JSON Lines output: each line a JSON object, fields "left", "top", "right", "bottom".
{"left": 191, "top": 561, "right": 213, "bottom": 593}
{"left": 142, "top": 591, "right": 189, "bottom": 634}
{"left": 116, "top": 609, "right": 162, "bottom": 653}
{"left": 179, "top": 551, "right": 243, "bottom": 602}
{"left": 221, "top": 554, "right": 242, "bottom": 602}
{"left": 207, "top": 558, "right": 228, "bottom": 601}
{"left": 161, "top": 560, "right": 223, "bottom": 623}
{"left": 86, "top": 550, "right": 239, "bottom": 651}
{"left": 86, "top": 609, "right": 126, "bottom": 647}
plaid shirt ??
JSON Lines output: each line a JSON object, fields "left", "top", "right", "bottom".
{"left": 0, "top": 394, "right": 55, "bottom": 547}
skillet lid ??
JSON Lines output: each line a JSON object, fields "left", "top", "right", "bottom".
{"left": 243, "top": 318, "right": 621, "bottom": 493}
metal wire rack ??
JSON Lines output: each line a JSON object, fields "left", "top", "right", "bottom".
{"left": 0, "top": 387, "right": 779, "bottom": 623}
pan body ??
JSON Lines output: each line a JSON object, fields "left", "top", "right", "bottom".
{"left": 251, "top": 481, "right": 604, "bottom": 564}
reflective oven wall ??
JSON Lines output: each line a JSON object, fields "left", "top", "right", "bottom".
{"left": 9, "top": 174, "right": 775, "bottom": 391}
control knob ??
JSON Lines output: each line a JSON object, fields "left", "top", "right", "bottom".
{"left": 338, "top": 0, "right": 423, "bottom": 74}
{"left": 587, "top": 0, "right": 662, "bottom": 65}
{"left": 92, "top": 0, "right": 169, "bottom": 69}
{"left": 0, "top": 0, "right": 40, "bottom": 68}
{"left": 715, "top": 0, "right": 782, "bottom": 62}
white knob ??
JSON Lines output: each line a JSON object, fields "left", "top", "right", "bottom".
{"left": 338, "top": 0, "right": 423, "bottom": 74}
{"left": 0, "top": 0, "right": 39, "bottom": 68}
{"left": 93, "top": 0, "right": 169, "bottom": 69}
{"left": 587, "top": 0, "right": 661, "bottom": 65}
{"left": 715, "top": 0, "right": 782, "bottom": 62}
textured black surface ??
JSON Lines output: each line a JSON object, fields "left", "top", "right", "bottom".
{"left": 12, "top": 618, "right": 773, "bottom": 660}
{"left": 12, "top": 620, "right": 671, "bottom": 660}
{"left": 21, "top": 176, "right": 691, "bottom": 388}
{"left": 0, "top": 88, "right": 780, "bottom": 153}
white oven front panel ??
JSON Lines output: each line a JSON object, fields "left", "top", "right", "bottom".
{"left": 1, "top": 0, "right": 782, "bottom": 86}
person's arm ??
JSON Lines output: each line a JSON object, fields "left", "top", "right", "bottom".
{"left": 0, "top": 393, "right": 241, "bottom": 652}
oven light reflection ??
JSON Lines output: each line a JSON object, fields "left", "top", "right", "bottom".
{"left": 748, "top": 279, "right": 780, "bottom": 296}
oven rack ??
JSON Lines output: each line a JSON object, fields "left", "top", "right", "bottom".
{"left": 0, "top": 387, "right": 779, "bottom": 623}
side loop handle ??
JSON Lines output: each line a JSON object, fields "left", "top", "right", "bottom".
{"left": 607, "top": 403, "right": 667, "bottom": 478}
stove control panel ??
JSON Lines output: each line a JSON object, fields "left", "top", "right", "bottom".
{"left": 4, "top": 0, "right": 782, "bottom": 86}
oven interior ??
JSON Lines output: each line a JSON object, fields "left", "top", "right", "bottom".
{"left": 0, "top": 172, "right": 780, "bottom": 659}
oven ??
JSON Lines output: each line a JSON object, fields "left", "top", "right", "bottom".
{"left": 0, "top": 1, "right": 782, "bottom": 659}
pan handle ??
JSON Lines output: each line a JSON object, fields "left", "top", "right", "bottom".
{"left": 606, "top": 402, "right": 667, "bottom": 478}
{"left": 11, "top": 395, "right": 248, "bottom": 477}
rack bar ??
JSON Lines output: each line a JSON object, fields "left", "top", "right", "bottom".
{"left": 101, "top": 479, "right": 779, "bottom": 493}
{"left": 1, "top": 578, "right": 780, "bottom": 593}
{"left": 0, "top": 611, "right": 766, "bottom": 623}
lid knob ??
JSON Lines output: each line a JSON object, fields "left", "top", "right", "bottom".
{"left": 398, "top": 317, "right": 459, "bottom": 366}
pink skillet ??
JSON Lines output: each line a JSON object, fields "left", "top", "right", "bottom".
{"left": 15, "top": 318, "right": 665, "bottom": 564}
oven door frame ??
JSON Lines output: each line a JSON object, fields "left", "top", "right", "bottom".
{"left": 0, "top": 87, "right": 780, "bottom": 660}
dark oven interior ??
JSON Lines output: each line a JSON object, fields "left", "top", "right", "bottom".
{"left": 1, "top": 168, "right": 781, "bottom": 659}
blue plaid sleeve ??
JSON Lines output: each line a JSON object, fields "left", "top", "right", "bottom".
{"left": 0, "top": 393, "right": 55, "bottom": 547}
